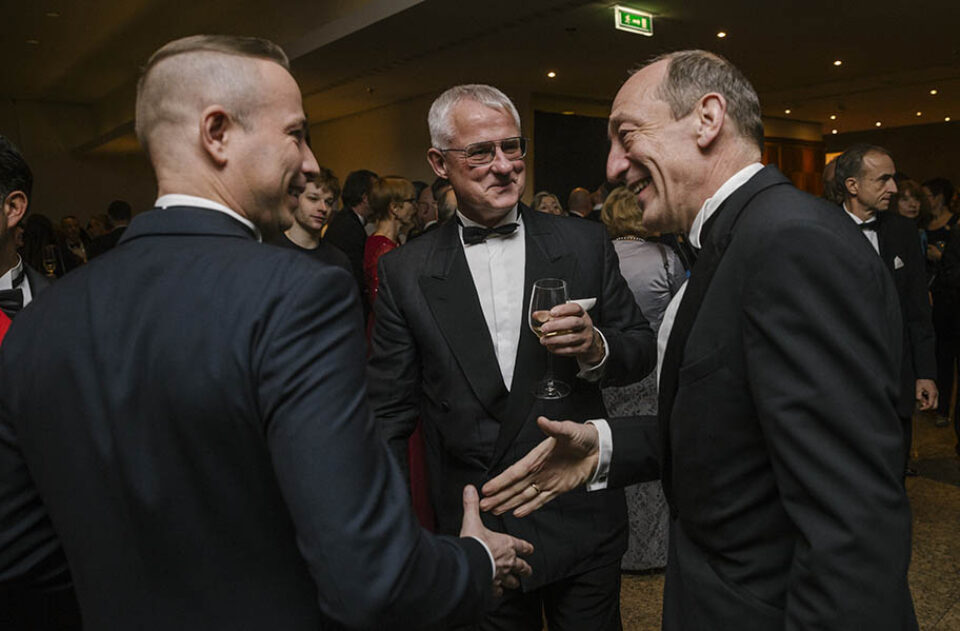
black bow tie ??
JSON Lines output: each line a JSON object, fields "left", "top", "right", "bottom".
{"left": 859, "top": 220, "right": 878, "bottom": 232}
{"left": 0, "top": 268, "right": 25, "bottom": 317}
{"left": 460, "top": 222, "right": 519, "bottom": 245}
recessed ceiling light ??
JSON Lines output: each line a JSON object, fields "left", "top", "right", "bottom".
{"left": 716, "top": 31, "right": 727, "bottom": 38}
{"left": 45, "top": 11, "right": 60, "bottom": 17}
{"left": 930, "top": 89, "right": 938, "bottom": 95}
{"left": 831, "top": 129, "right": 838, "bottom": 134}
{"left": 833, "top": 60, "right": 843, "bottom": 66}
{"left": 875, "top": 121, "right": 882, "bottom": 127}
{"left": 546, "top": 71, "right": 557, "bottom": 78}
{"left": 947, "top": 116, "right": 952, "bottom": 122}
{"left": 829, "top": 114, "right": 837, "bottom": 120}
{"left": 784, "top": 108, "right": 791, "bottom": 114}
{"left": 25, "top": 39, "right": 39, "bottom": 45}
{"left": 917, "top": 111, "right": 923, "bottom": 117}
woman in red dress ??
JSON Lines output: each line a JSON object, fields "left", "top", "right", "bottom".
{"left": 364, "top": 176, "right": 418, "bottom": 327}
{"left": 363, "top": 176, "right": 434, "bottom": 529}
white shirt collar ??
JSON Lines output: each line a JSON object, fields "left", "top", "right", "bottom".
{"left": 687, "top": 162, "right": 764, "bottom": 249}
{"left": 155, "top": 194, "right": 261, "bottom": 242}
{"left": 0, "top": 255, "right": 24, "bottom": 291}
{"left": 842, "top": 203, "right": 876, "bottom": 225}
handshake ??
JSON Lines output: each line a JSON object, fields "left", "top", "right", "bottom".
{"left": 458, "top": 416, "right": 602, "bottom": 596}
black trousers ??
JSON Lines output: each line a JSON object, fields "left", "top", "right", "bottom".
{"left": 932, "top": 301, "right": 959, "bottom": 419}
{"left": 467, "top": 560, "right": 622, "bottom": 631}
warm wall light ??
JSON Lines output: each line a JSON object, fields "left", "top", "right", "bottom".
{"left": 562, "top": 111, "right": 575, "bottom": 115}
{"left": 917, "top": 111, "right": 923, "bottom": 117}
{"left": 947, "top": 117, "right": 952, "bottom": 122}
{"left": 717, "top": 31, "right": 727, "bottom": 38}
{"left": 833, "top": 60, "right": 842, "bottom": 66}
{"left": 930, "top": 89, "right": 938, "bottom": 95}
{"left": 829, "top": 114, "right": 837, "bottom": 120}
{"left": 831, "top": 129, "right": 838, "bottom": 134}
{"left": 875, "top": 121, "right": 882, "bottom": 127}
{"left": 784, "top": 108, "right": 791, "bottom": 114}
{"left": 546, "top": 71, "right": 557, "bottom": 78}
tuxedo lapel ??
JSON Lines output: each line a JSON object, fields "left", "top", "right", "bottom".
{"left": 419, "top": 220, "right": 509, "bottom": 420}
{"left": 489, "top": 207, "right": 578, "bottom": 469}
{"left": 24, "top": 265, "right": 50, "bottom": 296}
{"left": 658, "top": 166, "right": 791, "bottom": 504}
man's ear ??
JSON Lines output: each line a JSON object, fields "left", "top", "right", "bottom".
{"left": 696, "top": 92, "right": 726, "bottom": 150}
{"left": 2, "top": 191, "right": 28, "bottom": 231}
{"left": 199, "top": 105, "right": 233, "bottom": 167}
{"left": 844, "top": 177, "right": 859, "bottom": 197}
{"left": 427, "top": 148, "right": 449, "bottom": 178}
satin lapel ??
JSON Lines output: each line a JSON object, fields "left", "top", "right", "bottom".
{"left": 489, "top": 206, "right": 578, "bottom": 469}
{"left": 657, "top": 166, "right": 792, "bottom": 505}
{"left": 419, "top": 220, "right": 509, "bottom": 419}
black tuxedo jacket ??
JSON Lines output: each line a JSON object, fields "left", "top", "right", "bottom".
{"left": 607, "top": 167, "right": 916, "bottom": 630}
{"left": 369, "top": 205, "right": 655, "bottom": 590}
{"left": 323, "top": 208, "right": 369, "bottom": 318}
{"left": 875, "top": 212, "right": 937, "bottom": 417}
{"left": 0, "top": 206, "right": 493, "bottom": 630}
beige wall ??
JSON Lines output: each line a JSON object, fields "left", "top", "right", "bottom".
{"left": 0, "top": 98, "right": 156, "bottom": 223}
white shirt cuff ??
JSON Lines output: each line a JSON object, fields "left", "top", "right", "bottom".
{"left": 466, "top": 535, "right": 497, "bottom": 579}
{"left": 577, "top": 328, "right": 609, "bottom": 381}
{"left": 585, "top": 419, "right": 612, "bottom": 491}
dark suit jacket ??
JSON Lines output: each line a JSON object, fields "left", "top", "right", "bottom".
{"left": 324, "top": 208, "right": 369, "bottom": 319}
{"left": 875, "top": 212, "right": 936, "bottom": 417}
{"left": 369, "top": 205, "right": 655, "bottom": 590}
{"left": 0, "top": 206, "right": 493, "bottom": 630}
{"left": 607, "top": 166, "right": 916, "bottom": 630}
{"left": 87, "top": 225, "right": 127, "bottom": 259}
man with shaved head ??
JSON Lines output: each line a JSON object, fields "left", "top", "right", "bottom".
{"left": 0, "top": 35, "right": 532, "bottom": 630}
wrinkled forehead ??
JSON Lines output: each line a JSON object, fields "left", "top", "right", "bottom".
{"left": 448, "top": 99, "right": 519, "bottom": 145}
{"left": 609, "top": 61, "right": 668, "bottom": 131}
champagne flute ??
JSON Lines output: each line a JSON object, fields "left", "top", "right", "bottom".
{"left": 529, "top": 278, "right": 571, "bottom": 399}
{"left": 41, "top": 244, "right": 58, "bottom": 277}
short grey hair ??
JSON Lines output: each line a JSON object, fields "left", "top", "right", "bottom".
{"left": 428, "top": 84, "right": 521, "bottom": 149}
{"left": 642, "top": 50, "right": 764, "bottom": 151}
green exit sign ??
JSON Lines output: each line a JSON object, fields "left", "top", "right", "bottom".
{"left": 614, "top": 6, "right": 654, "bottom": 36}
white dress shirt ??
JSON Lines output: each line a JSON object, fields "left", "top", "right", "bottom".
{"left": 155, "top": 194, "right": 261, "bottom": 242}
{"left": 0, "top": 255, "right": 33, "bottom": 308}
{"left": 843, "top": 205, "right": 880, "bottom": 254}
{"left": 587, "top": 162, "right": 764, "bottom": 490}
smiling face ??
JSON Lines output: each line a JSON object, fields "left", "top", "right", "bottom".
{"left": 227, "top": 60, "right": 318, "bottom": 239}
{"left": 606, "top": 60, "right": 705, "bottom": 234}
{"left": 428, "top": 99, "right": 524, "bottom": 226}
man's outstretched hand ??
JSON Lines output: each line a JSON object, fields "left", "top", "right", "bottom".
{"left": 459, "top": 485, "right": 534, "bottom": 597}
{"left": 479, "top": 417, "right": 599, "bottom": 518}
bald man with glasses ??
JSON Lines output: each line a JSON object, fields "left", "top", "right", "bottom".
{"left": 369, "top": 84, "right": 656, "bottom": 630}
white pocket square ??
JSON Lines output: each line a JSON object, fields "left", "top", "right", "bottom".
{"left": 894, "top": 256, "right": 904, "bottom": 270}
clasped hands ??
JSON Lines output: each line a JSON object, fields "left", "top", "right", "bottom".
{"left": 458, "top": 416, "right": 602, "bottom": 595}
{"left": 535, "top": 303, "right": 604, "bottom": 365}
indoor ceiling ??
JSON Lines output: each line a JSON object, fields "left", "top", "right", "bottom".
{"left": 2, "top": 0, "right": 958, "bottom": 154}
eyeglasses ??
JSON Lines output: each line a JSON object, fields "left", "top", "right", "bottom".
{"left": 440, "top": 137, "right": 528, "bottom": 166}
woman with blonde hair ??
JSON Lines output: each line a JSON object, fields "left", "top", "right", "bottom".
{"left": 599, "top": 185, "right": 685, "bottom": 571}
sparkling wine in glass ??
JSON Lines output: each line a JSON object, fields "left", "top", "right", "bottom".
{"left": 528, "top": 278, "right": 571, "bottom": 399}
{"left": 41, "top": 244, "right": 58, "bottom": 277}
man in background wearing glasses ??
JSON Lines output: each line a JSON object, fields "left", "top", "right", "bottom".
{"left": 368, "top": 84, "right": 656, "bottom": 630}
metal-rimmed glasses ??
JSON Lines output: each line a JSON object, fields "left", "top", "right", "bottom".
{"left": 439, "top": 136, "right": 528, "bottom": 166}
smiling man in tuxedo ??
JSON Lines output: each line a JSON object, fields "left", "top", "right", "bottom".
{"left": 369, "top": 84, "right": 655, "bottom": 630}
{"left": 482, "top": 51, "right": 916, "bottom": 630}
{"left": 0, "top": 36, "right": 534, "bottom": 630}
